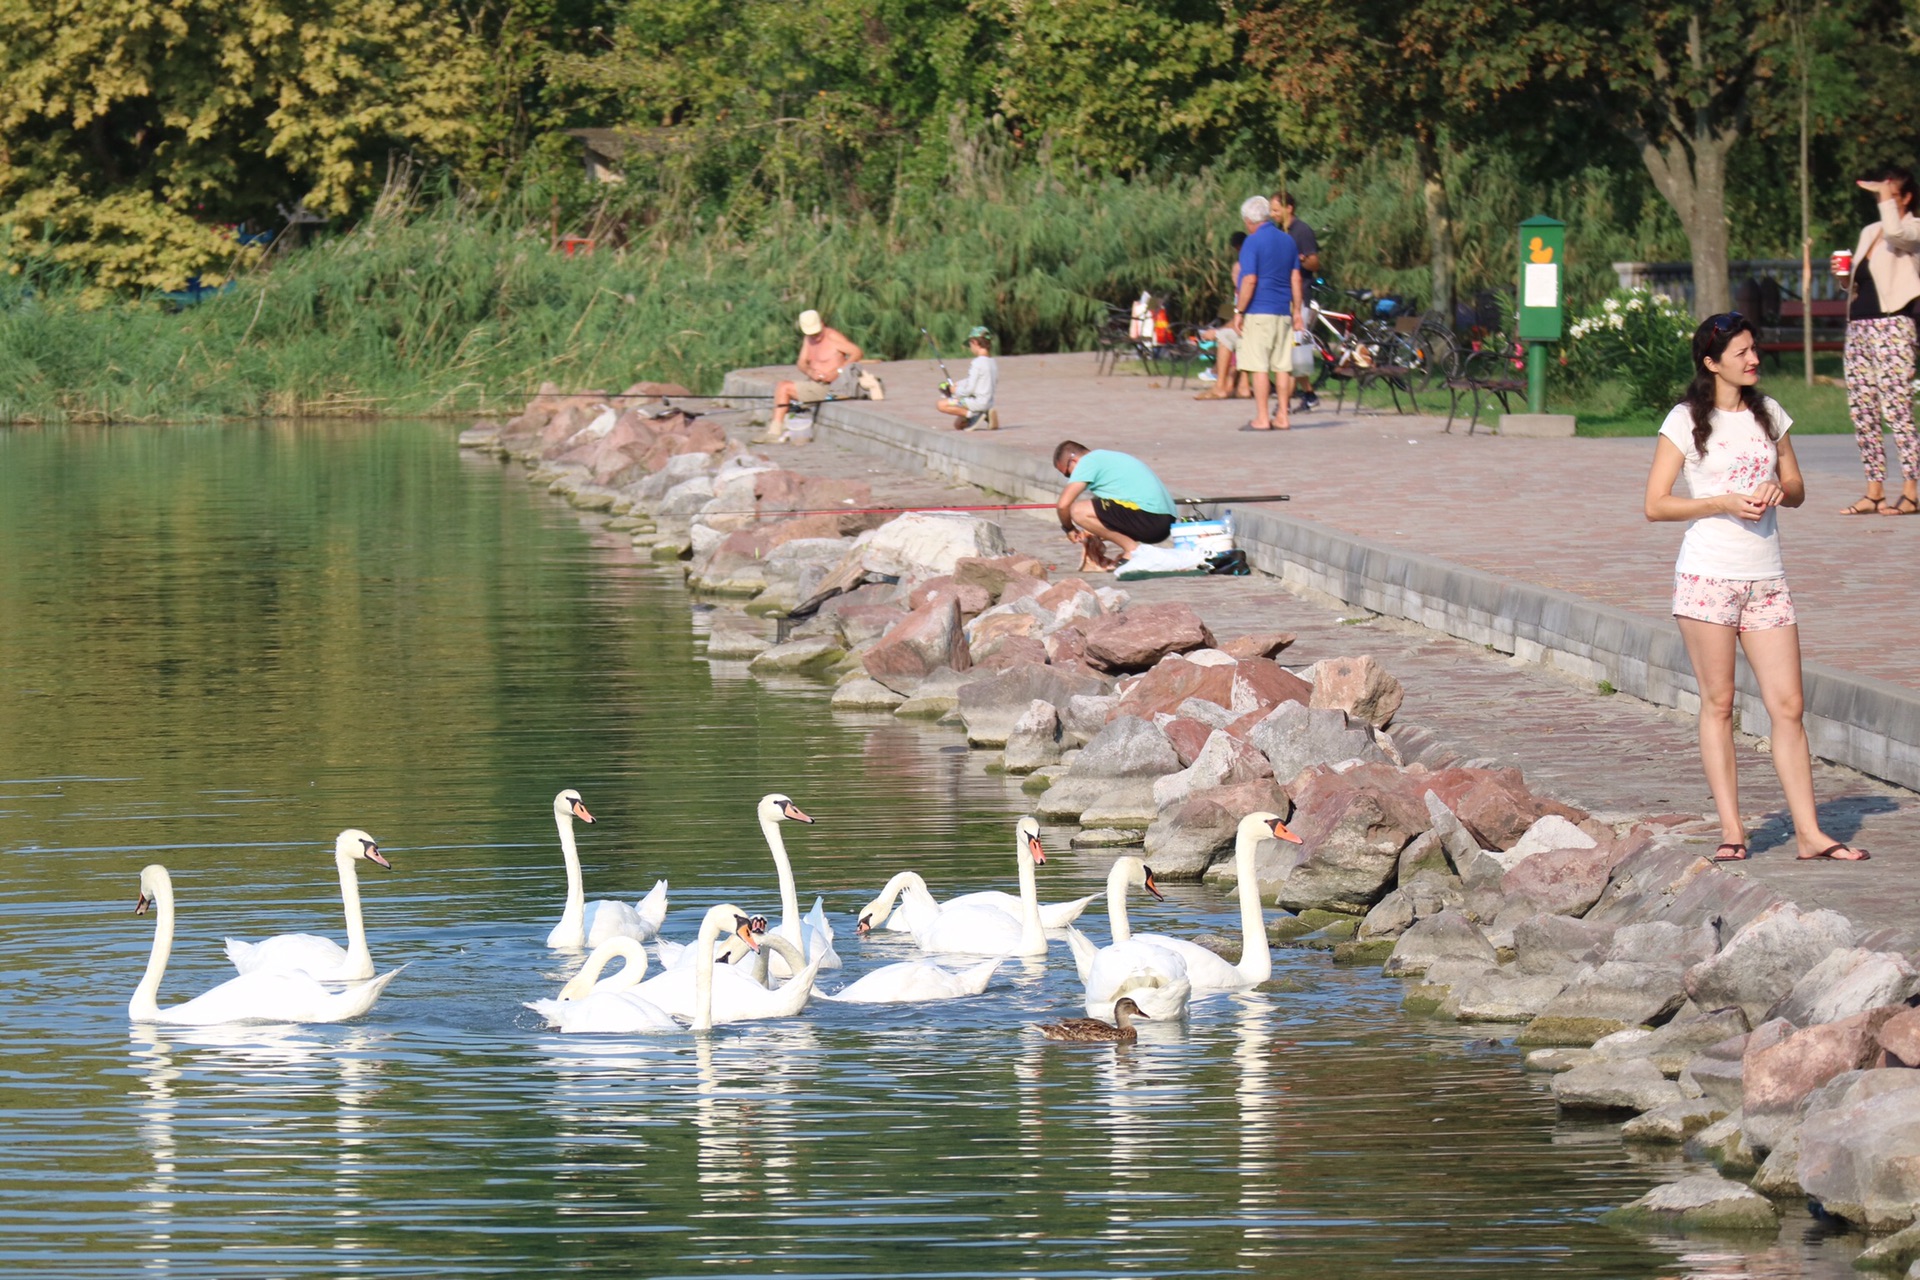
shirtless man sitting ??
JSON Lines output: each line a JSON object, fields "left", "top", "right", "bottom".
{"left": 766, "top": 309, "right": 863, "bottom": 443}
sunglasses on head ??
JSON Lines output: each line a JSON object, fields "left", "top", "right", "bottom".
{"left": 1709, "top": 311, "right": 1745, "bottom": 333}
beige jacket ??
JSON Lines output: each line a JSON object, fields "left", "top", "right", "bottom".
{"left": 1851, "top": 200, "right": 1920, "bottom": 315}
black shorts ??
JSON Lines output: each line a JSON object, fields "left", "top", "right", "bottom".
{"left": 1093, "top": 498, "right": 1174, "bottom": 545}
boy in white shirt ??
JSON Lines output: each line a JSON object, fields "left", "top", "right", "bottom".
{"left": 936, "top": 327, "right": 999, "bottom": 430}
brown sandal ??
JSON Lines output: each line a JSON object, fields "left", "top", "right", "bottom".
{"left": 1841, "top": 495, "right": 1887, "bottom": 515}
{"left": 1798, "top": 843, "right": 1871, "bottom": 861}
{"left": 1882, "top": 495, "right": 1919, "bottom": 516}
{"left": 1712, "top": 843, "right": 1749, "bottom": 862}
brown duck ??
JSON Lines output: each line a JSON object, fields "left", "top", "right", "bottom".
{"left": 1040, "top": 996, "right": 1148, "bottom": 1042}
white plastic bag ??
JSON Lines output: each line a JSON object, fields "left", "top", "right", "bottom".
{"left": 1115, "top": 542, "right": 1209, "bottom": 580}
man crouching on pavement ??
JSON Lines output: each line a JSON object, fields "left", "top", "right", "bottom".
{"left": 1052, "top": 439, "right": 1177, "bottom": 572}
{"left": 766, "top": 309, "right": 863, "bottom": 443}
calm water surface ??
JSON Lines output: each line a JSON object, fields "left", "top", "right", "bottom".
{"left": 0, "top": 422, "right": 1861, "bottom": 1277}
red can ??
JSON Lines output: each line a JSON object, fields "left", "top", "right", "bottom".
{"left": 1832, "top": 249, "right": 1853, "bottom": 278}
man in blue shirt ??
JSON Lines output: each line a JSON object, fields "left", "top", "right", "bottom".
{"left": 1232, "top": 195, "right": 1304, "bottom": 431}
{"left": 1052, "top": 439, "right": 1177, "bottom": 571}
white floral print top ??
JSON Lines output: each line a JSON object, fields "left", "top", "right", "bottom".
{"left": 1656, "top": 397, "right": 1793, "bottom": 579}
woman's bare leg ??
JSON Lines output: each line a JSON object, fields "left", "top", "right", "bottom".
{"left": 1676, "top": 616, "right": 1745, "bottom": 848}
{"left": 1737, "top": 625, "right": 1860, "bottom": 856}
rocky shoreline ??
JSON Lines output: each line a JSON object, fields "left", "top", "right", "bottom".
{"left": 462, "top": 385, "right": 1920, "bottom": 1275}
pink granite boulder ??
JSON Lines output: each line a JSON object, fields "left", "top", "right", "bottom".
{"left": 862, "top": 597, "right": 971, "bottom": 692}
{"left": 1082, "top": 603, "right": 1217, "bottom": 674}
{"left": 1309, "top": 654, "right": 1405, "bottom": 727}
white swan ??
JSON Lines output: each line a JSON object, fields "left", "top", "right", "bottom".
{"left": 757, "top": 793, "right": 840, "bottom": 973}
{"left": 855, "top": 818, "right": 1098, "bottom": 934}
{"left": 630, "top": 903, "right": 820, "bottom": 1025}
{"left": 1118, "top": 812, "right": 1297, "bottom": 994}
{"left": 545, "top": 788, "right": 669, "bottom": 949}
{"left": 1068, "top": 856, "right": 1191, "bottom": 1022}
{"left": 891, "top": 817, "right": 1048, "bottom": 957}
{"left": 816, "top": 958, "right": 1003, "bottom": 1004}
{"left": 654, "top": 913, "right": 766, "bottom": 970}
{"left": 526, "top": 938, "right": 678, "bottom": 1033}
{"left": 224, "top": 829, "right": 390, "bottom": 980}
{"left": 130, "top": 865, "right": 401, "bottom": 1026}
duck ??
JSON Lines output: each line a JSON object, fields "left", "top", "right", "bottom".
{"left": 855, "top": 818, "right": 1097, "bottom": 934}
{"left": 545, "top": 788, "right": 669, "bottom": 950}
{"left": 1066, "top": 856, "right": 1191, "bottom": 1022}
{"left": 1040, "top": 997, "right": 1148, "bottom": 1042}
{"left": 130, "top": 865, "right": 402, "bottom": 1026}
{"left": 224, "top": 829, "right": 391, "bottom": 980}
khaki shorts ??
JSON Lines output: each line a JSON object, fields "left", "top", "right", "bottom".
{"left": 1212, "top": 326, "right": 1239, "bottom": 354}
{"left": 1238, "top": 313, "right": 1296, "bottom": 375}
{"left": 789, "top": 367, "right": 857, "bottom": 404}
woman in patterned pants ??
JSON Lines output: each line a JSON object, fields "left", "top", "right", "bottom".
{"left": 1840, "top": 169, "right": 1920, "bottom": 516}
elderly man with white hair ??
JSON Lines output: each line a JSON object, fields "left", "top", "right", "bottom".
{"left": 766, "top": 308, "right": 864, "bottom": 443}
{"left": 1230, "top": 194, "right": 1305, "bottom": 432}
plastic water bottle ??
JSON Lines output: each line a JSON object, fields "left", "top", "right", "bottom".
{"left": 1223, "top": 509, "right": 1234, "bottom": 542}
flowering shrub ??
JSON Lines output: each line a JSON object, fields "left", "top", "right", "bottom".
{"left": 1565, "top": 290, "right": 1697, "bottom": 412}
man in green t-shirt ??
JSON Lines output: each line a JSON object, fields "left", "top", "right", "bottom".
{"left": 1052, "top": 439, "right": 1177, "bottom": 571}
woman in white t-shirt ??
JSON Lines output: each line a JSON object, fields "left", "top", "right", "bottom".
{"left": 1643, "top": 313, "right": 1869, "bottom": 863}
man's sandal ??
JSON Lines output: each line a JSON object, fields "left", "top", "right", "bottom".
{"left": 1841, "top": 494, "right": 1888, "bottom": 515}
{"left": 1883, "top": 495, "right": 1919, "bottom": 516}
{"left": 1712, "top": 843, "right": 1749, "bottom": 862}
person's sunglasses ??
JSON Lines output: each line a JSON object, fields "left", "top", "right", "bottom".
{"left": 1709, "top": 311, "right": 1745, "bottom": 333}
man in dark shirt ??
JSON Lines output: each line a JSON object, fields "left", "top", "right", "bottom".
{"left": 1272, "top": 191, "right": 1322, "bottom": 410}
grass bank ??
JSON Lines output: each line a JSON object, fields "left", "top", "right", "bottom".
{"left": 1564, "top": 356, "right": 1854, "bottom": 437}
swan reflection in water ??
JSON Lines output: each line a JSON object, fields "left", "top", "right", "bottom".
{"left": 128, "top": 1024, "right": 384, "bottom": 1264}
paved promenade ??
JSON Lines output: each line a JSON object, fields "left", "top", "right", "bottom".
{"left": 844, "top": 353, "right": 1917, "bottom": 692}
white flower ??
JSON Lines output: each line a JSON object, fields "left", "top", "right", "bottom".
{"left": 1603, "top": 298, "right": 1620, "bottom": 313}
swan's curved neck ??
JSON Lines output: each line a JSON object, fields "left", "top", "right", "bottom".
{"left": 130, "top": 880, "right": 173, "bottom": 1020}
{"left": 1234, "top": 825, "right": 1272, "bottom": 985}
{"left": 336, "top": 851, "right": 370, "bottom": 971}
{"left": 1105, "top": 860, "right": 1135, "bottom": 943}
{"left": 761, "top": 812, "right": 802, "bottom": 945}
{"left": 562, "top": 938, "right": 646, "bottom": 999}
{"left": 871, "top": 871, "right": 925, "bottom": 927}
{"left": 555, "top": 810, "right": 585, "bottom": 933}
{"left": 752, "top": 933, "right": 808, "bottom": 988}
{"left": 692, "top": 914, "right": 724, "bottom": 1032}
{"left": 1014, "top": 834, "right": 1044, "bottom": 951}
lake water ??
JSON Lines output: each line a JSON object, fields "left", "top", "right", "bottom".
{"left": 0, "top": 421, "right": 1862, "bottom": 1277}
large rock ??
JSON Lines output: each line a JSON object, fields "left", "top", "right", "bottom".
{"left": 952, "top": 555, "right": 1048, "bottom": 599}
{"left": 1585, "top": 838, "right": 1787, "bottom": 937}
{"left": 862, "top": 597, "right": 971, "bottom": 692}
{"left": 1882, "top": 1008, "right": 1920, "bottom": 1067}
{"left": 1227, "top": 658, "right": 1314, "bottom": 718}
{"left": 1602, "top": 1174, "right": 1779, "bottom": 1232}
{"left": 1067, "top": 715, "right": 1182, "bottom": 779}
{"left": 1683, "top": 902, "right": 1857, "bottom": 1026}
{"left": 1511, "top": 913, "right": 1614, "bottom": 976}
{"left": 1422, "top": 791, "right": 1484, "bottom": 874}
{"left": 1500, "top": 843, "right": 1616, "bottom": 918}
{"left": 1035, "top": 778, "right": 1157, "bottom": 826}
{"left": 1687, "top": 1111, "right": 1760, "bottom": 1175}
{"left": 1445, "top": 969, "right": 1569, "bottom": 1022}
{"left": 1743, "top": 1006, "right": 1906, "bottom": 1152}
{"left": 831, "top": 676, "right": 907, "bottom": 709}
{"left": 1384, "top": 909, "right": 1498, "bottom": 977}
{"left": 1308, "top": 654, "right": 1405, "bottom": 727}
{"left": 1798, "top": 1072, "right": 1920, "bottom": 1229}
{"left": 747, "top": 636, "right": 845, "bottom": 673}
{"left": 955, "top": 663, "right": 1110, "bottom": 747}
{"left": 1523, "top": 954, "right": 1693, "bottom": 1046}
{"left": 1502, "top": 814, "right": 1596, "bottom": 861}
{"left": 1152, "top": 729, "right": 1274, "bottom": 809}
{"left": 1621, "top": 1096, "right": 1729, "bottom": 1143}
{"left": 1416, "top": 765, "right": 1583, "bottom": 850}
{"left": 1081, "top": 604, "right": 1217, "bottom": 673}
{"left": 1109, "top": 655, "right": 1235, "bottom": 721}
{"left": 1247, "top": 701, "right": 1386, "bottom": 786}
{"left": 908, "top": 575, "right": 994, "bottom": 618}
{"left": 1553, "top": 1058, "right": 1687, "bottom": 1114}
{"left": 1770, "top": 948, "right": 1920, "bottom": 1028}
{"left": 1003, "top": 700, "right": 1064, "bottom": 773}
{"left": 1274, "top": 763, "right": 1430, "bottom": 913}
{"left": 1590, "top": 1006, "right": 1750, "bottom": 1077}
{"left": 858, "top": 512, "right": 1008, "bottom": 580}
{"left": 1144, "top": 779, "right": 1290, "bottom": 880}
{"left": 1685, "top": 1032, "right": 1753, "bottom": 1111}
{"left": 1220, "top": 631, "right": 1297, "bottom": 660}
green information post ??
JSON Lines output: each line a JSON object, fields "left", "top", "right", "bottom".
{"left": 1517, "top": 215, "right": 1565, "bottom": 414}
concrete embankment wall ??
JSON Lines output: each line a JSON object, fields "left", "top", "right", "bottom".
{"left": 719, "top": 369, "right": 1920, "bottom": 794}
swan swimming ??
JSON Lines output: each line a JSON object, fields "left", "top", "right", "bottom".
{"left": 545, "top": 788, "right": 669, "bottom": 950}
{"left": 130, "top": 865, "right": 402, "bottom": 1026}
{"left": 1068, "top": 856, "right": 1192, "bottom": 1021}
{"left": 629, "top": 902, "right": 820, "bottom": 1025}
{"left": 757, "top": 793, "right": 840, "bottom": 973}
{"left": 525, "top": 908, "right": 763, "bottom": 1033}
{"left": 855, "top": 817, "right": 1098, "bottom": 934}
{"left": 816, "top": 957, "right": 1002, "bottom": 1004}
{"left": 1115, "top": 812, "right": 1298, "bottom": 995}
{"left": 224, "top": 828, "right": 391, "bottom": 980}
{"left": 885, "top": 815, "right": 1048, "bottom": 957}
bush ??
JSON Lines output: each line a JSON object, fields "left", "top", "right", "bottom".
{"left": 1565, "top": 290, "right": 1696, "bottom": 413}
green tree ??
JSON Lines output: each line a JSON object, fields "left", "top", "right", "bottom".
{"left": 0, "top": 0, "right": 486, "bottom": 295}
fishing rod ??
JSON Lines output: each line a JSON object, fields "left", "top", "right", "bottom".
{"left": 920, "top": 327, "right": 954, "bottom": 392}
{"left": 695, "top": 494, "right": 1289, "bottom": 521}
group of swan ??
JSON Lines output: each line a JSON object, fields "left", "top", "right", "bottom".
{"left": 128, "top": 782, "right": 1301, "bottom": 1037}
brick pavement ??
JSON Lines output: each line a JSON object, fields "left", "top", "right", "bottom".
{"left": 730, "top": 421, "right": 1920, "bottom": 935}
{"left": 813, "top": 353, "right": 1920, "bottom": 693}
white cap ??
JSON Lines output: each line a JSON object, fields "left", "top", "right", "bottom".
{"left": 797, "top": 309, "right": 823, "bottom": 335}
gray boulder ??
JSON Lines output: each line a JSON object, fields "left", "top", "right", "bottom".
{"left": 1036, "top": 778, "right": 1157, "bottom": 825}
{"left": 1621, "top": 1097, "right": 1729, "bottom": 1143}
{"left": 1423, "top": 791, "right": 1482, "bottom": 874}
{"left": 1384, "top": 909, "right": 1497, "bottom": 977}
{"left": 1522, "top": 957, "right": 1692, "bottom": 1046}
{"left": 1603, "top": 919, "right": 1722, "bottom": 968}
{"left": 1359, "top": 889, "right": 1415, "bottom": 940}
{"left": 1590, "top": 1007, "right": 1750, "bottom": 1077}
{"left": 831, "top": 676, "right": 907, "bottom": 709}
{"left": 1750, "top": 1129, "right": 1802, "bottom": 1197}
{"left": 1684, "top": 1032, "right": 1752, "bottom": 1111}
{"left": 1770, "top": 948, "right": 1920, "bottom": 1028}
{"left": 1395, "top": 829, "right": 1450, "bottom": 883}
{"left": 1445, "top": 969, "right": 1568, "bottom": 1022}
{"left": 1147, "top": 780, "right": 1289, "bottom": 881}
{"left": 1799, "top": 1072, "right": 1920, "bottom": 1230}
{"left": 892, "top": 666, "right": 971, "bottom": 718}
{"left": 1003, "top": 700, "right": 1064, "bottom": 773}
{"left": 747, "top": 636, "right": 845, "bottom": 673}
{"left": 1554, "top": 1058, "right": 1686, "bottom": 1114}
{"left": 1684, "top": 902, "right": 1857, "bottom": 1025}
{"left": 631, "top": 452, "right": 713, "bottom": 504}
{"left": 1246, "top": 700, "right": 1385, "bottom": 785}
{"left": 956, "top": 664, "right": 1108, "bottom": 746}
{"left": 1602, "top": 1174, "right": 1780, "bottom": 1232}
{"left": 1687, "top": 1111, "right": 1760, "bottom": 1175}
{"left": 1512, "top": 913, "right": 1614, "bottom": 976}
{"left": 1502, "top": 813, "right": 1596, "bottom": 861}
{"left": 1856, "top": 1222, "right": 1920, "bottom": 1274}
{"left": 1060, "top": 693, "right": 1120, "bottom": 743}
{"left": 656, "top": 474, "right": 718, "bottom": 521}
{"left": 1067, "top": 715, "right": 1182, "bottom": 778}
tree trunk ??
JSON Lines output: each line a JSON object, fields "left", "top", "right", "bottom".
{"left": 1634, "top": 124, "right": 1736, "bottom": 319}
{"left": 1413, "top": 135, "right": 1455, "bottom": 324}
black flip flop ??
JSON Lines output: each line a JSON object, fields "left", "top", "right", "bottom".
{"left": 1798, "top": 843, "right": 1871, "bottom": 861}
{"left": 1712, "top": 843, "right": 1748, "bottom": 862}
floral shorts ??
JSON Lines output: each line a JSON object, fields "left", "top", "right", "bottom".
{"left": 1672, "top": 574, "right": 1796, "bottom": 631}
